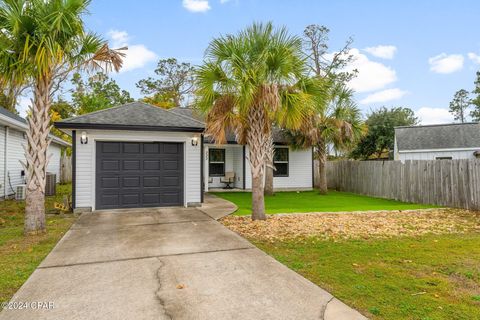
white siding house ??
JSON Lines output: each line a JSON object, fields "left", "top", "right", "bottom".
{"left": 203, "top": 144, "right": 313, "bottom": 192}
{"left": 55, "top": 103, "right": 314, "bottom": 212}
{"left": 0, "top": 107, "right": 70, "bottom": 198}
{"left": 394, "top": 123, "right": 480, "bottom": 162}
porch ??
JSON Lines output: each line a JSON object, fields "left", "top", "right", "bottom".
{"left": 204, "top": 144, "right": 245, "bottom": 192}
{"left": 203, "top": 143, "right": 313, "bottom": 193}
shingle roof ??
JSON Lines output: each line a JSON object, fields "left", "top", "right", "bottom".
{"left": 0, "top": 107, "right": 70, "bottom": 147}
{"left": 395, "top": 122, "right": 480, "bottom": 151}
{"left": 169, "top": 107, "right": 289, "bottom": 144}
{"left": 56, "top": 102, "right": 205, "bottom": 131}
{"left": 0, "top": 107, "right": 26, "bottom": 124}
{"left": 169, "top": 107, "right": 205, "bottom": 122}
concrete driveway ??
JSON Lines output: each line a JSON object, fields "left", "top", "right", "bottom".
{"left": 1, "top": 206, "right": 365, "bottom": 320}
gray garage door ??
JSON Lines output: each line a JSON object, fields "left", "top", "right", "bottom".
{"left": 96, "top": 141, "right": 184, "bottom": 210}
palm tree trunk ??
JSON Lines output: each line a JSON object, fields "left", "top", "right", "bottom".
{"left": 24, "top": 75, "right": 52, "bottom": 234}
{"left": 316, "top": 139, "right": 328, "bottom": 195}
{"left": 264, "top": 135, "right": 274, "bottom": 196}
{"left": 247, "top": 106, "right": 267, "bottom": 220}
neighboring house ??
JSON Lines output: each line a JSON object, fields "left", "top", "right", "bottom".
{"left": 55, "top": 102, "right": 314, "bottom": 211}
{"left": 0, "top": 107, "right": 70, "bottom": 199}
{"left": 394, "top": 122, "right": 480, "bottom": 161}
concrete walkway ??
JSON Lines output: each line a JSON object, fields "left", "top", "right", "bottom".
{"left": 198, "top": 193, "right": 237, "bottom": 219}
{"left": 0, "top": 203, "right": 366, "bottom": 320}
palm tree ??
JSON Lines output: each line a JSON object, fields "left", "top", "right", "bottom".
{"left": 0, "top": 0, "right": 124, "bottom": 234}
{"left": 196, "top": 22, "right": 318, "bottom": 220}
{"left": 288, "top": 84, "right": 365, "bottom": 194}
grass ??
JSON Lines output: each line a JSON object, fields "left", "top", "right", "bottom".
{"left": 0, "top": 184, "right": 75, "bottom": 302}
{"left": 214, "top": 190, "right": 436, "bottom": 215}
{"left": 252, "top": 233, "right": 480, "bottom": 320}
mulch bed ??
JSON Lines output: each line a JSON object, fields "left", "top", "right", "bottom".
{"left": 221, "top": 209, "right": 480, "bottom": 241}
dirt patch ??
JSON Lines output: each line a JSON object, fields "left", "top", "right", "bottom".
{"left": 221, "top": 209, "right": 480, "bottom": 241}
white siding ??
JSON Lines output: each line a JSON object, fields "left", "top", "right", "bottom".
{"left": 232, "top": 146, "right": 244, "bottom": 188}
{"left": 245, "top": 146, "right": 313, "bottom": 190}
{"left": 47, "top": 143, "right": 62, "bottom": 183}
{"left": 206, "top": 145, "right": 244, "bottom": 189}
{"left": 6, "top": 128, "right": 26, "bottom": 195}
{"left": 74, "top": 129, "right": 201, "bottom": 210}
{"left": 397, "top": 150, "right": 477, "bottom": 161}
{"left": 1, "top": 127, "right": 64, "bottom": 197}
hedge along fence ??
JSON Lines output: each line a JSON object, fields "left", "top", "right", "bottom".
{"left": 326, "top": 160, "right": 480, "bottom": 210}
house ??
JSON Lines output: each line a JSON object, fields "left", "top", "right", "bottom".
{"left": 0, "top": 107, "right": 70, "bottom": 198}
{"left": 394, "top": 122, "right": 480, "bottom": 161}
{"left": 55, "top": 102, "right": 314, "bottom": 212}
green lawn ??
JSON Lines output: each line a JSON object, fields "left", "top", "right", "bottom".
{"left": 0, "top": 184, "right": 75, "bottom": 302}
{"left": 213, "top": 190, "right": 436, "bottom": 215}
{"left": 253, "top": 233, "right": 480, "bottom": 320}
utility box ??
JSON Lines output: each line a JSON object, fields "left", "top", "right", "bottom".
{"left": 45, "top": 172, "right": 56, "bottom": 196}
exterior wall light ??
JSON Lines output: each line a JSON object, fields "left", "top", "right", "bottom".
{"left": 191, "top": 136, "right": 199, "bottom": 146}
{"left": 80, "top": 131, "right": 88, "bottom": 144}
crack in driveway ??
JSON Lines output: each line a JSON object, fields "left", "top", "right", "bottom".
{"left": 320, "top": 296, "right": 335, "bottom": 320}
{"left": 155, "top": 258, "right": 173, "bottom": 320}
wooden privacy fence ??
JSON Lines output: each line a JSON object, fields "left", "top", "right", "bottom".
{"left": 326, "top": 160, "right": 480, "bottom": 210}
{"left": 60, "top": 154, "right": 72, "bottom": 184}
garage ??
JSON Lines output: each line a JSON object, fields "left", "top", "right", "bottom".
{"left": 55, "top": 102, "right": 205, "bottom": 212}
{"left": 95, "top": 141, "right": 184, "bottom": 209}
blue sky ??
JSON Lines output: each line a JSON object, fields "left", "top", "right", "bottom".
{"left": 27, "top": 0, "right": 480, "bottom": 124}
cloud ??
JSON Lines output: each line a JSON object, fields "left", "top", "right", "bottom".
{"left": 416, "top": 107, "right": 453, "bottom": 125}
{"left": 468, "top": 52, "right": 480, "bottom": 64}
{"left": 107, "top": 30, "right": 157, "bottom": 73}
{"left": 360, "top": 88, "right": 408, "bottom": 104}
{"left": 345, "top": 48, "right": 397, "bottom": 93}
{"left": 364, "top": 45, "right": 397, "bottom": 59}
{"left": 428, "top": 53, "right": 464, "bottom": 74}
{"left": 108, "top": 30, "right": 129, "bottom": 47}
{"left": 183, "top": 0, "right": 210, "bottom": 12}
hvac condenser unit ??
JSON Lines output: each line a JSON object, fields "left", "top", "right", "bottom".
{"left": 15, "top": 185, "right": 26, "bottom": 200}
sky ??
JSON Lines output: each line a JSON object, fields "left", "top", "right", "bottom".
{"left": 20, "top": 0, "right": 480, "bottom": 124}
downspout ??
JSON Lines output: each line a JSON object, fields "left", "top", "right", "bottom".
{"left": 242, "top": 145, "right": 246, "bottom": 190}
{"left": 3, "top": 126, "right": 8, "bottom": 198}
{"left": 200, "top": 134, "right": 204, "bottom": 203}
{"left": 311, "top": 146, "right": 314, "bottom": 189}
{"left": 72, "top": 130, "right": 76, "bottom": 209}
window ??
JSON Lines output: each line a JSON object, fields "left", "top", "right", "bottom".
{"left": 436, "top": 157, "right": 452, "bottom": 160}
{"left": 209, "top": 149, "right": 225, "bottom": 176}
{"left": 273, "top": 147, "right": 289, "bottom": 177}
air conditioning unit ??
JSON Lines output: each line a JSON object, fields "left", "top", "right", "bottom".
{"left": 16, "top": 185, "right": 26, "bottom": 200}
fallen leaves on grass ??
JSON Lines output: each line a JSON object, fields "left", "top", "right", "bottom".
{"left": 221, "top": 209, "right": 480, "bottom": 242}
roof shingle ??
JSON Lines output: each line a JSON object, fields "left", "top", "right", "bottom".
{"left": 395, "top": 122, "right": 480, "bottom": 151}
{"left": 56, "top": 102, "right": 205, "bottom": 131}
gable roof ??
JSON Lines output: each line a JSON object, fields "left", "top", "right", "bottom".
{"left": 0, "top": 107, "right": 70, "bottom": 147}
{"left": 395, "top": 122, "right": 480, "bottom": 151}
{"left": 55, "top": 102, "right": 205, "bottom": 132}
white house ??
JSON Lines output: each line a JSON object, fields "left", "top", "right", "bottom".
{"left": 55, "top": 102, "right": 314, "bottom": 212}
{"left": 394, "top": 122, "right": 480, "bottom": 161}
{"left": 0, "top": 107, "right": 70, "bottom": 199}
